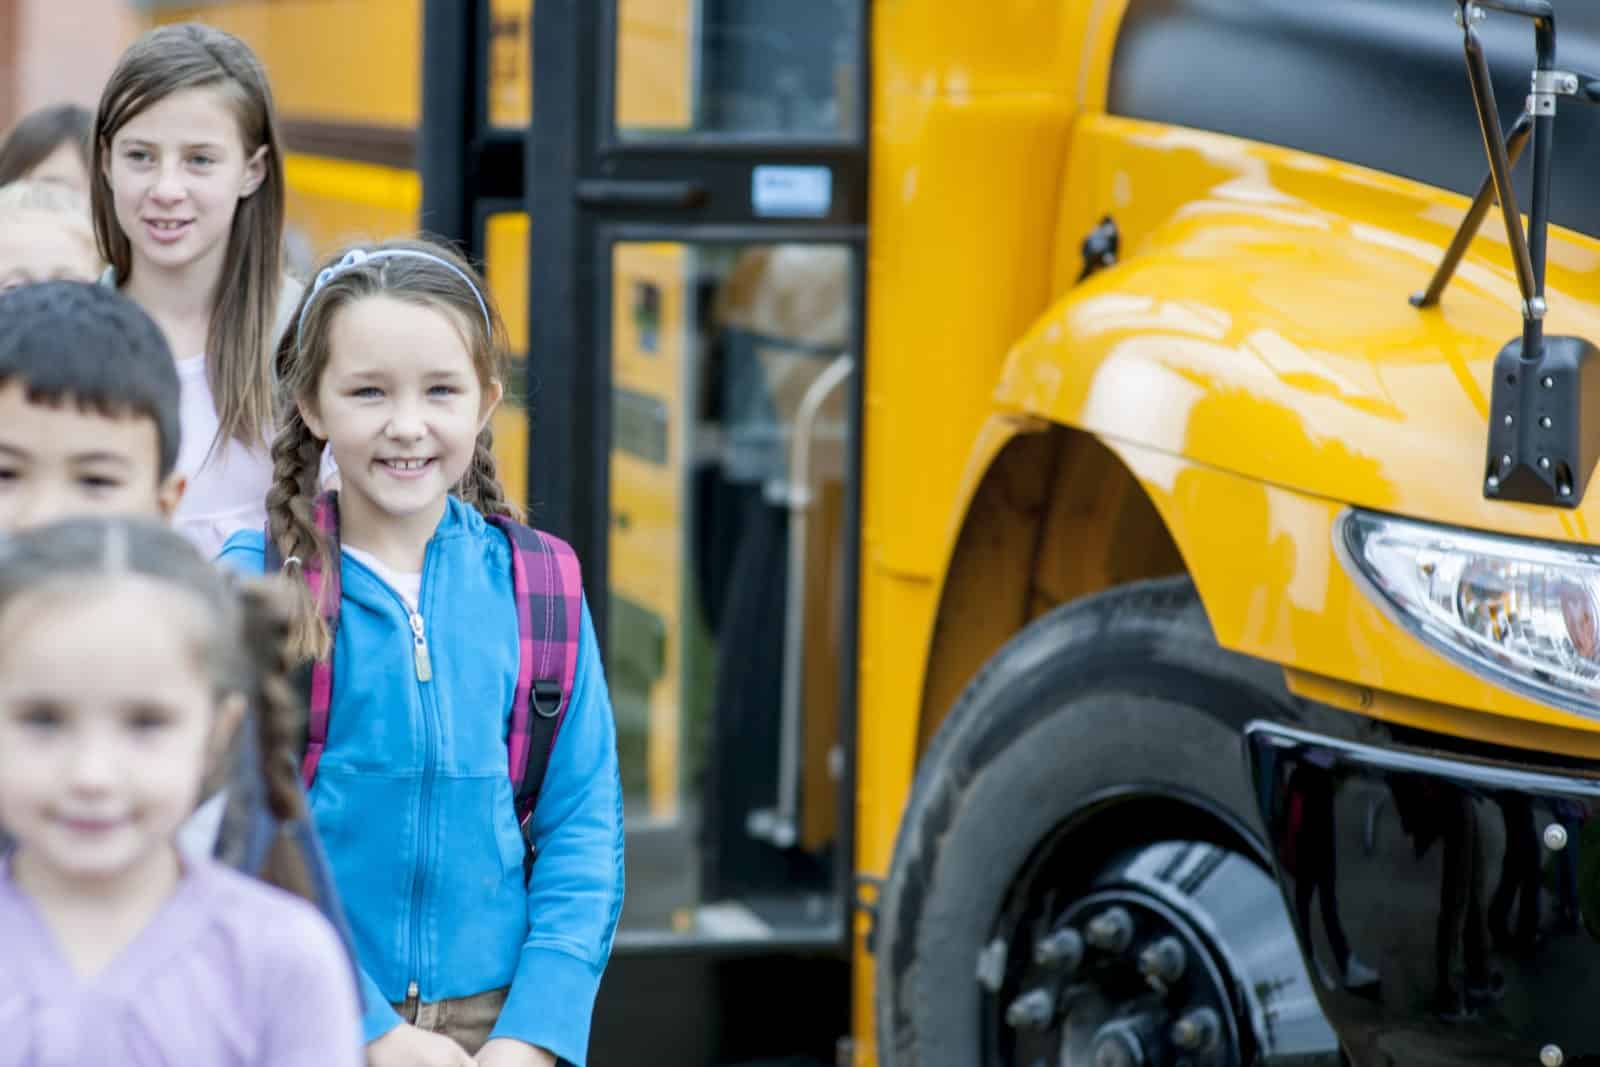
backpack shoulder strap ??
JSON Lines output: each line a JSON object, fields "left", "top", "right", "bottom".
{"left": 264, "top": 493, "right": 343, "bottom": 790}
{"left": 488, "top": 517, "right": 583, "bottom": 834}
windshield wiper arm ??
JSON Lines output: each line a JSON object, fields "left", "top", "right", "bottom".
{"left": 1410, "top": 108, "right": 1534, "bottom": 312}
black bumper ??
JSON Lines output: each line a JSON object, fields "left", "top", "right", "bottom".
{"left": 1247, "top": 723, "right": 1600, "bottom": 1067}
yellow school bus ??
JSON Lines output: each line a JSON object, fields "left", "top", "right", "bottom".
{"left": 149, "top": 1, "right": 1600, "bottom": 1065}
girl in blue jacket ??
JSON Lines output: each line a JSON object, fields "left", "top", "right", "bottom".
{"left": 220, "top": 238, "right": 624, "bottom": 1067}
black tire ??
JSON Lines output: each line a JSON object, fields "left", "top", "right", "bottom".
{"left": 875, "top": 577, "right": 1302, "bottom": 1067}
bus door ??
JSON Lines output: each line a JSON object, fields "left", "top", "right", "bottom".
{"left": 528, "top": 1, "right": 867, "bottom": 1058}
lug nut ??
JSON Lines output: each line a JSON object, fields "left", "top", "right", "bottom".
{"left": 1138, "top": 936, "right": 1187, "bottom": 986}
{"left": 1005, "top": 988, "right": 1054, "bottom": 1030}
{"left": 1172, "top": 1007, "right": 1221, "bottom": 1052}
{"left": 1085, "top": 906, "right": 1135, "bottom": 953}
{"left": 1541, "top": 1044, "right": 1565, "bottom": 1067}
{"left": 1545, "top": 824, "right": 1569, "bottom": 851}
{"left": 1092, "top": 1033, "right": 1142, "bottom": 1067}
{"left": 1092, "top": 1013, "right": 1162, "bottom": 1067}
{"left": 1035, "top": 927, "right": 1085, "bottom": 971}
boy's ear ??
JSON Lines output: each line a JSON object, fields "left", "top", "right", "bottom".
{"left": 240, "top": 144, "right": 269, "bottom": 199}
{"left": 156, "top": 472, "right": 187, "bottom": 521}
{"left": 478, "top": 377, "right": 505, "bottom": 433}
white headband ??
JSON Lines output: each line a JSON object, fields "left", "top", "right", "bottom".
{"left": 295, "top": 248, "right": 491, "bottom": 350}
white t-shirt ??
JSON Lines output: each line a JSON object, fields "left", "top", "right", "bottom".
{"left": 343, "top": 545, "right": 423, "bottom": 611}
{"left": 176, "top": 790, "right": 230, "bottom": 857}
{"left": 172, "top": 352, "right": 275, "bottom": 559}
{"left": 100, "top": 270, "right": 314, "bottom": 560}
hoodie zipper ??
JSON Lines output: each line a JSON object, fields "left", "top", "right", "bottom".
{"left": 407, "top": 554, "right": 436, "bottom": 1007}
{"left": 410, "top": 612, "right": 433, "bottom": 682}
{"left": 340, "top": 547, "right": 437, "bottom": 1003}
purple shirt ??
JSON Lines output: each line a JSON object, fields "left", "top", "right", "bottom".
{"left": 0, "top": 856, "right": 362, "bottom": 1067}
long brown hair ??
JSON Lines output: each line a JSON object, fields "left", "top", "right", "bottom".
{"left": 91, "top": 23, "right": 286, "bottom": 455}
{"left": 0, "top": 517, "right": 315, "bottom": 900}
{"left": 0, "top": 103, "right": 92, "bottom": 186}
{"left": 268, "top": 237, "right": 517, "bottom": 661}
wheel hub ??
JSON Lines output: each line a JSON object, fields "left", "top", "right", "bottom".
{"left": 1007, "top": 891, "right": 1237, "bottom": 1067}
{"left": 985, "top": 840, "right": 1337, "bottom": 1067}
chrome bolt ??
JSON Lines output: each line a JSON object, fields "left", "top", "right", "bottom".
{"left": 1544, "top": 376, "right": 1556, "bottom": 389}
{"left": 1085, "top": 906, "right": 1135, "bottom": 954}
{"left": 1561, "top": 484, "right": 1574, "bottom": 497}
{"left": 1541, "top": 416, "right": 1554, "bottom": 429}
{"left": 1506, "top": 414, "right": 1516, "bottom": 426}
{"left": 1172, "top": 1007, "right": 1221, "bottom": 1052}
{"left": 1541, "top": 457, "right": 1552, "bottom": 470}
{"left": 1035, "top": 927, "right": 1085, "bottom": 971}
{"left": 1488, "top": 475, "right": 1502, "bottom": 490}
{"left": 1541, "top": 1044, "right": 1565, "bottom": 1067}
{"left": 1544, "top": 824, "right": 1569, "bottom": 851}
{"left": 1005, "top": 988, "right": 1055, "bottom": 1030}
{"left": 1138, "top": 936, "right": 1187, "bottom": 986}
{"left": 1503, "top": 454, "right": 1514, "bottom": 468}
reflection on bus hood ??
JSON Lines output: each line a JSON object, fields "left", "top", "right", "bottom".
{"left": 996, "top": 189, "right": 1600, "bottom": 546}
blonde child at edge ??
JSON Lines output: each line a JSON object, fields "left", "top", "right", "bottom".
{"left": 0, "top": 180, "right": 102, "bottom": 291}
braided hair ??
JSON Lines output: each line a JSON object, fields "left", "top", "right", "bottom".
{"left": 236, "top": 580, "right": 314, "bottom": 898}
{"left": 269, "top": 237, "right": 519, "bottom": 661}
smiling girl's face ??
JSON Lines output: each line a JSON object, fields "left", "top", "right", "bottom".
{"left": 300, "top": 295, "right": 502, "bottom": 545}
{"left": 103, "top": 86, "right": 265, "bottom": 282}
{"left": 0, "top": 577, "right": 238, "bottom": 886}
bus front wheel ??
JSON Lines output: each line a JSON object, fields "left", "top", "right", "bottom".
{"left": 874, "top": 578, "right": 1341, "bottom": 1067}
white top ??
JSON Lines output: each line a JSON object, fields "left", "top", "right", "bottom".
{"left": 99, "top": 270, "right": 319, "bottom": 560}
{"left": 173, "top": 352, "right": 276, "bottom": 560}
{"left": 176, "top": 791, "right": 230, "bottom": 858}
{"left": 343, "top": 545, "right": 422, "bottom": 612}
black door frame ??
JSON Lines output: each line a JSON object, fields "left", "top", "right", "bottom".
{"left": 528, "top": 0, "right": 869, "bottom": 950}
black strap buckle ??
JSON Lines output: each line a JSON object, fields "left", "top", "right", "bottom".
{"left": 531, "top": 679, "right": 563, "bottom": 719}
{"left": 520, "top": 815, "right": 537, "bottom": 886}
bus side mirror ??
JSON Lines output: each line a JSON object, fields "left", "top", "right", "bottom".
{"left": 1483, "top": 335, "right": 1600, "bottom": 507}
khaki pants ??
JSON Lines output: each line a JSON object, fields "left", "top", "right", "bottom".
{"left": 390, "top": 987, "right": 510, "bottom": 1055}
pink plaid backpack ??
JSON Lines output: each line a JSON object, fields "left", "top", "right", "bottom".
{"left": 265, "top": 492, "right": 582, "bottom": 879}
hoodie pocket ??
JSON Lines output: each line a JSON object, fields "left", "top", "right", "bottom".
{"left": 490, "top": 776, "right": 530, "bottom": 879}
{"left": 429, "top": 775, "right": 531, "bottom": 987}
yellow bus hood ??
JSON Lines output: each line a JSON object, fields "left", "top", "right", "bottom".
{"left": 997, "top": 199, "right": 1600, "bottom": 547}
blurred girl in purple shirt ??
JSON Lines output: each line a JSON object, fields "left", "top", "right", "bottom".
{"left": 0, "top": 517, "right": 361, "bottom": 1067}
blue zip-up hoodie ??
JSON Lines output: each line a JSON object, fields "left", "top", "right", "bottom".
{"left": 220, "top": 498, "right": 624, "bottom": 1064}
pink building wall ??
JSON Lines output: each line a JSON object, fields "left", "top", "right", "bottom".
{"left": 1, "top": 0, "right": 137, "bottom": 131}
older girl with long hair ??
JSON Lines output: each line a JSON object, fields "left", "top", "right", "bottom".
{"left": 92, "top": 23, "right": 300, "bottom": 558}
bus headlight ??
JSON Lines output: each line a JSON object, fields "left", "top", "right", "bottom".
{"left": 1336, "top": 509, "right": 1600, "bottom": 716}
